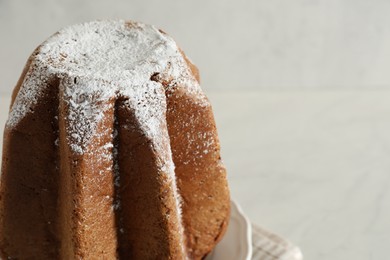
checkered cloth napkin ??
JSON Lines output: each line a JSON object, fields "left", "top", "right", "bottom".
{"left": 251, "top": 224, "right": 303, "bottom": 260}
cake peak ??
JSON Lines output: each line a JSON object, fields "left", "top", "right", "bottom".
{"left": 38, "top": 20, "right": 180, "bottom": 83}
{"left": 7, "top": 20, "right": 203, "bottom": 146}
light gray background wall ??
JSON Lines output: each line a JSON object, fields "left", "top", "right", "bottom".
{"left": 1, "top": 0, "right": 390, "bottom": 94}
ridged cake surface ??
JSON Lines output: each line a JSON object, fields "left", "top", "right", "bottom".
{"left": 0, "top": 20, "right": 230, "bottom": 259}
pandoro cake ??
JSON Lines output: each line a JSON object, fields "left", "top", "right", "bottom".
{"left": 0, "top": 20, "right": 230, "bottom": 259}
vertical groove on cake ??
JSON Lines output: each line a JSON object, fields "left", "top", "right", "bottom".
{"left": 58, "top": 77, "right": 118, "bottom": 258}
{"left": 113, "top": 98, "right": 186, "bottom": 259}
{"left": 57, "top": 78, "right": 75, "bottom": 259}
{"left": 113, "top": 98, "right": 124, "bottom": 258}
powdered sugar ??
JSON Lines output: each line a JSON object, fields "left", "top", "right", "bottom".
{"left": 7, "top": 20, "right": 203, "bottom": 152}
{"left": 38, "top": 21, "right": 179, "bottom": 84}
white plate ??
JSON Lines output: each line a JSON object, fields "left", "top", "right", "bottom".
{"left": 205, "top": 200, "right": 252, "bottom": 260}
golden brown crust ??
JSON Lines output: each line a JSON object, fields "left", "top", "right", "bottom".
{"left": 0, "top": 76, "right": 60, "bottom": 259}
{"left": 165, "top": 86, "right": 230, "bottom": 259}
{"left": 57, "top": 90, "right": 118, "bottom": 258}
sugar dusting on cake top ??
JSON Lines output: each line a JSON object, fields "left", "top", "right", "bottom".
{"left": 38, "top": 20, "right": 181, "bottom": 83}
{"left": 7, "top": 20, "right": 206, "bottom": 148}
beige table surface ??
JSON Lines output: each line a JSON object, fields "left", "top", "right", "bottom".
{"left": 1, "top": 90, "right": 390, "bottom": 259}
